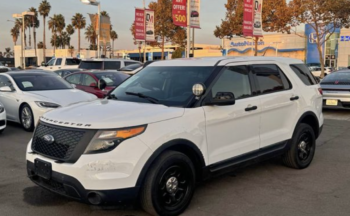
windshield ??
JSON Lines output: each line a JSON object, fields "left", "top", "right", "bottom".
{"left": 119, "top": 63, "right": 143, "bottom": 71}
{"left": 94, "top": 72, "right": 129, "bottom": 86}
{"left": 79, "top": 61, "right": 103, "bottom": 70}
{"left": 66, "top": 59, "right": 81, "bottom": 65}
{"left": 110, "top": 66, "right": 214, "bottom": 107}
{"left": 12, "top": 74, "right": 73, "bottom": 91}
{"left": 322, "top": 72, "right": 350, "bottom": 84}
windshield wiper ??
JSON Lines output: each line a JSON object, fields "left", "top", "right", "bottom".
{"left": 125, "top": 92, "right": 159, "bottom": 104}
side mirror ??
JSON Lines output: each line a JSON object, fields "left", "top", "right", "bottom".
{"left": 0, "top": 86, "right": 13, "bottom": 92}
{"left": 98, "top": 79, "right": 107, "bottom": 90}
{"left": 71, "top": 84, "right": 76, "bottom": 88}
{"left": 90, "top": 82, "right": 97, "bottom": 88}
{"left": 204, "top": 92, "right": 236, "bottom": 106}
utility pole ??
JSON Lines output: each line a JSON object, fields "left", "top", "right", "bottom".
{"left": 98, "top": 3, "right": 101, "bottom": 58}
{"left": 186, "top": 0, "right": 190, "bottom": 58}
{"left": 192, "top": 28, "right": 195, "bottom": 57}
{"left": 143, "top": 0, "right": 147, "bottom": 62}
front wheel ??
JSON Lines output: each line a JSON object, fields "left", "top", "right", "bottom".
{"left": 20, "top": 104, "right": 34, "bottom": 132}
{"left": 282, "top": 123, "right": 316, "bottom": 169}
{"left": 140, "top": 151, "right": 196, "bottom": 216}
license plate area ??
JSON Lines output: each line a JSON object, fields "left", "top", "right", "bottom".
{"left": 326, "top": 99, "right": 338, "bottom": 106}
{"left": 34, "top": 159, "right": 52, "bottom": 180}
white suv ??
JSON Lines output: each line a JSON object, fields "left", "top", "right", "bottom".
{"left": 26, "top": 57, "right": 323, "bottom": 216}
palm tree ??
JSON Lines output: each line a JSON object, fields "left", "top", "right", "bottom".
{"left": 15, "top": 19, "right": 25, "bottom": 46}
{"left": 100, "top": 11, "right": 110, "bottom": 18}
{"left": 71, "top": 13, "right": 86, "bottom": 54}
{"left": 85, "top": 24, "right": 97, "bottom": 50}
{"left": 68, "top": 46, "right": 74, "bottom": 57}
{"left": 66, "top": 24, "right": 75, "bottom": 47}
{"left": 49, "top": 14, "right": 65, "bottom": 52}
{"left": 60, "top": 32, "right": 70, "bottom": 49}
{"left": 39, "top": 0, "right": 51, "bottom": 61}
{"left": 110, "top": 30, "right": 118, "bottom": 56}
{"left": 11, "top": 26, "right": 20, "bottom": 46}
{"left": 37, "top": 41, "right": 44, "bottom": 49}
{"left": 29, "top": 7, "right": 40, "bottom": 57}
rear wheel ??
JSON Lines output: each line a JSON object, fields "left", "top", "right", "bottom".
{"left": 282, "top": 123, "right": 316, "bottom": 169}
{"left": 140, "top": 151, "right": 196, "bottom": 216}
{"left": 20, "top": 104, "right": 34, "bottom": 132}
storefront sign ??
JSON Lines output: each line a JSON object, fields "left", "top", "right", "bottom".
{"left": 190, "top": 0, "right": 200, "bottom": 29}
{"left": 145, "top": 10, "right": 155, "bottom": 42}
{"left": 173, "top": 0, "right": 187, "bottom": 27}
{"left": 243, "top": 0, "right": 254, "bottom": 36}
{"left": 230, "top": 41, "right": 265, "bottom": 47}
{"left": 135, "top": 8, "right": 146, "bottom": 41}
{"left": 253, "top": 0, "right": 263, "bottom": 37}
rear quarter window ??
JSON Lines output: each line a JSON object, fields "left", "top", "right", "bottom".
{"left": 290, "top": 64, "right": 317, "bottom": 86}
{"left": 104, "top": 61, "right": 121, "bottom": 70}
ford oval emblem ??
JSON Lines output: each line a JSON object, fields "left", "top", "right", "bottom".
{"left": 43, "top": 135, "right": 55, "bottom": 144}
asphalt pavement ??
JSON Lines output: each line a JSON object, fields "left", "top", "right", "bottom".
{"left": 1, "top": 110, "right": 350, "bottom": 216}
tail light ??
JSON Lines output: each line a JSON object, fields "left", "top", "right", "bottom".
{"left": 318, "top": 88, "right": 323, "bottom": 95}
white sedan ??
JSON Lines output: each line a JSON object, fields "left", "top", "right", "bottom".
{"left": 0, "top": 71, "right": 97, "bottom": 132}
{"left": 0, "top": 102, "right": 6, "bottom": 133}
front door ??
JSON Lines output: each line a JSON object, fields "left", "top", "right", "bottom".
{"left": 203, "top": 64, "right": 261, "bottom": 165}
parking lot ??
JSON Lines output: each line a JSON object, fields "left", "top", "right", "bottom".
{"left": 0, "top": 110, "right": 350, "bottom": 216}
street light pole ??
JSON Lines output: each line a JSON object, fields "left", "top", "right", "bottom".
{"left": 143, "top": 0, "right": 146, "bottom": 62}
{"left": 186, "top": 0, "right": 190, "bottom": 58}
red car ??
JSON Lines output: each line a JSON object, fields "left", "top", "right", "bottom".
{"left": 64, "top": 71, "right": 129, "bottom": 98}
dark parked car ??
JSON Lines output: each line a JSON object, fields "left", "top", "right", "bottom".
{"left": 64, "top": 71, "right": 129, "bottom": 98}
{"left": 191, "top": 10, "right": 199, "bottom": 17}
{"left": 54, "top": 69, "right": 82, "bottom": 77}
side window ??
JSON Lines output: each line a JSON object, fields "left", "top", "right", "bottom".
{"left": 47, "top": 59, "right": 55, "bottom": 66}
{"left": 125, "top": 62, "right": 139, "bottom": 66}
{"left": 104, "top": 61, "right": 121, "bottom": 70}
{"left": 290, "top": 64, "right": 317, "bottom": 86}
{"left": 55, "top": 58, "right": 62, "bottom": 66}
{"left": 211, "top": 66, "right": 252, "bottom": 100}
{"left": 253, "top": 64, "right": 291, "bottom": 94}
{"left": 65, "top": 74, "right": 82, "bottom": 85}
{"left": 81, "top": 74, "right": 97, "bottom": 86}
{"left": 0, "top": 75, "right": 13, "bottom": 88}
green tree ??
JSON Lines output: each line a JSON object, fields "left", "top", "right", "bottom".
{"left": 38, "top": 0, "right": 51, "bottom": 61}
{"left": 214, "top": 0, "right": 291, "bottom": 56}
{"left": 49, "top": 14, "right": 65, "bottom": 52}
{"left": 66, "top": 24, "right": 75, "bottom": 46}
{"left": 29, "top": 7, "right": 40, "bottom": 58}
{"left": 110, "top": 30, "right": 118, "bottom": 55}
{"left": 11, "top": 26, "right": 20, "bottom": 46}
{"left": 71, "top": 13, "right": 86, "bottom": 54}
{"left": 290, "top": 0, "right": 350, "bottom": 77}
{"left": 60, "top": 32, "right": 70, "bottom": 49}
{"left": 148, "top": 0, "right": 186, "bottom": 60}
{"left": 172, "top": 47, "right": 184, "bottom": 59}
{"left": 85, "top": 24, "right": 97, "bottom": 50}
{"left": 68, "top": 46, "right": 75, "bottom": 57}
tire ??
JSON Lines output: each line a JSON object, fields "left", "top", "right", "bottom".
{"left": 140, "top": 151, "right": 196, "bottom": 216}
{"left": 282, "top": 123, "right": 316, "bottom": 169}
{"left": 20, "top": 104, "right": 34, "bottom": 132}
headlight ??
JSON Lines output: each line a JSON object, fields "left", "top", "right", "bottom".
{"left": 0, "top": 105, "right": 4, "bottom": 113}
{"left": 84, "top": 125, "right": 147, "bottom": 154}
{"left": 35, "top": 101, "right": 61, "bottom": 108}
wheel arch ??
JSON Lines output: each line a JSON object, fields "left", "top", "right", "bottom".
{"left": 296, "top": 111, "right": 320, "bottom": 138}
{"left": 136, "top": 139, "right": 206, "bottom": 187}
{"left": 18, "top": 102, "right": 31, "bottom": 120}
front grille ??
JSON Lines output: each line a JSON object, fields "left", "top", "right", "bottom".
{"left": 32, "top": 123, "right": 85, "bottom": 161}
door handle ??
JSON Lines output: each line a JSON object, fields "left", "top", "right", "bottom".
{"left": 245, "top": 106, "right": 258, "bottom": 112}
{"left": 290, "top": 96, "right": 299, "bottom": 101}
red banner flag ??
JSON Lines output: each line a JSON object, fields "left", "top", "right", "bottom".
{"left": 135, "top": 8, "right": 145, "bottom": 41}
{"left": 243, "top": 0, "right": 254, "bottom": 37}
{"left": 172, "top": 0, "right": 187, "bottom": 27}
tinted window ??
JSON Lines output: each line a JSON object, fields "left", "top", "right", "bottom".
{"left": 212, "top": 66, "right": 252, "bottom": 99}
{"left": 119, "top": 63, "right": 143, "bottom": 71}
{"left": 290, "top": 64, "right": 317, "bottom": 86}
{"left": 94, "top": 72, "right": 129, "bottom": 86}
{"left": 47, "top": 59, "right": 55, "bottom": 66}
{"left": 11, "top": 74, "right": 72, "bottom": 91}
{"left": 81, "top": 74, "right": 97, "bottom": 86}
{"left": 321, "top": 72, "right": 350, "bottom": 85}
{"left": 253, "top": 65, "right": 291, "bottom": 94}
{"left": 55, "top": 58, "right": 62, "bottom": 66}
{"left": 104, "top": 61, "right": 121, "bottom": 70}
{"left": 66, "top": 59, "right": 81, "bottom": 65}
{"left": 66, "top": 74, "right": 82, "bottom": 85}
{"left": 110, "top": 66, "right": 213, "bottom": 107}
{"left": 125, "top": 61, "right": 140, "bottom": 66}
{"left": 79, "top": 61, "right": 103, "bottom": 70}
{"left": 0, "top": 75, "right": 13, "bottom": 88}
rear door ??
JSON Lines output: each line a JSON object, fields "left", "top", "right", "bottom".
{"left": 65, "top": 73, "right": 83, "bottom": 90}
{"left": 251, "top": 63, "right": 300, "bottom": 148}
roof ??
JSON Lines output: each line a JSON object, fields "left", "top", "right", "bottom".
{"left": 81, "top": 58, "right": 140, "bottom": 62}
{"left": 150, "top": 57, "right": 304, "bottom": 67}
{"left": 6, "top": 70, "right": 56, "bottom": 76}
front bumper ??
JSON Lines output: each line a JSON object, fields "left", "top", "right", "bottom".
{"left": 27, "top": 161, "right": 139, "bottom": 205}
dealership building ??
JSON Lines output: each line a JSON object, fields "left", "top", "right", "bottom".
{"left": 222, "top": 25, "right": 350, "bottom": 69}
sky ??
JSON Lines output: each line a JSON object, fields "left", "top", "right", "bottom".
{"left": 0, "top": 0, "right": 227, "bottom": 51}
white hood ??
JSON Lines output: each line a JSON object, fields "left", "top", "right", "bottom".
{"left": 24, "top": 89, "right": 97, "bottom": 107}
{"left": 41, "top": 100, "right": 185, "bottom": 129}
